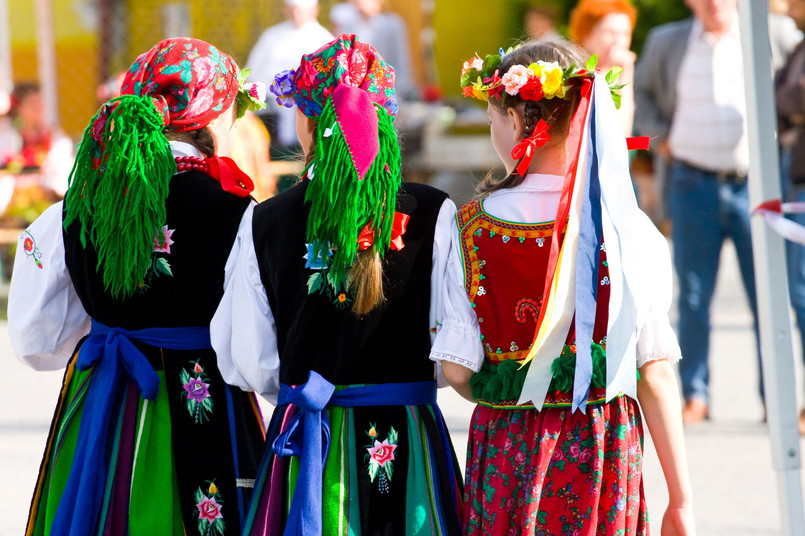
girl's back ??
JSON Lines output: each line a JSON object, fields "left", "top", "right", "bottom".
{"left": 64, "top": 170, "right": 251, "bottom": 329}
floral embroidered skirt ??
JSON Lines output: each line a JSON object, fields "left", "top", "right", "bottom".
{"left": 244, "top": 397, "right": 465, "bottom": 536}
{"left": 463, "top": 394, "right": 648, "bottom": 536}
{"left": 25, "top": 346, "right": 266, "bottom": 536}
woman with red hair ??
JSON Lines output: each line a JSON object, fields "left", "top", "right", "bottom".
{"left": 569, "top": 0, "right": 637, "bottom": 135}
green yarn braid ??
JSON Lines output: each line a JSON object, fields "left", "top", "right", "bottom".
{"left": 63, "top": 95, "right": 176, "bottom": 300}
{"left": 304, "top": 98, "right": 401, "bottom": 286}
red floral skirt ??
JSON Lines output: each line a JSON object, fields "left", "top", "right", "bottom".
{"left": 463, "top": 394, "right": 648, "bottom": 536}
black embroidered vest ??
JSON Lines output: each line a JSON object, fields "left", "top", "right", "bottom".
{"left": 63, "top": 170, "right": 253, "bottom": 329}
{"left": 252, "top": 180, "right": 447, "bottom": 386}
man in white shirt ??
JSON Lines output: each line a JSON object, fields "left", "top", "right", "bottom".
{"left": 635, "top": 0, "right": 796, "bottom": 424}
{"left": 246, "top": 0, "right": 333, "bottom": 154}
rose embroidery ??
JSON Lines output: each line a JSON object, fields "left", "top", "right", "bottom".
{"left": 139, "top": 224, "right": 175, "bottom": 292}
{"left": 368, "top": 439, "right": 396, "bottom": 467}
{"left": 20, "top": 230, "right": 43, "bottom": 269}
{"left": 180, "top": 360, "right": 214, "bottom": 424}
{"left": 365, "top": 424, "right": 398, "bottom": 494}
{"left": 153, "top": 225, "right": 175, "bottom": 254}
{"left": 194, "top": 481, "right": 225, "bottom": 536}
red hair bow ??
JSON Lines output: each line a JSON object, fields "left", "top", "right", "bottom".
{"left": 357, "top": 212, "right": 410, "bottom": 251}
{"left": 511, "top": 119, "right": 551, "bottom": 177}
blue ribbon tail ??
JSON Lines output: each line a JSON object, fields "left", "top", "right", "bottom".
{"left": 276, "top": 371, "right": 335, "bottom": 536}
{"left": 51, "top": 320, "right": 212, "bottom": 535}
{"left": 573, "top": 102, "right": 602, "bottom": 414}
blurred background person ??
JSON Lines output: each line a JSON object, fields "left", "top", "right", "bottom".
{"left": 569, "top": 0, "right": 637, "bottom": 136}
{"left": 775, "top": 0, "right": 805, "bottom": 433}
{"left": 0, "top": 82, "right": 73, "bottom": 226}
{"left": 635, "top": 0, "right": 796, "bottom": 424}
{"left": 523, "top": 2, "right": 561, "bottom": 40}
{"left": 245, "top": 0, "right": 333, "bottom": 156}
{"left": 230, "top": 112, "right": 276, "bottom": 200}
{"left": 330, "top": 0, "right": 417, "bottom": 100}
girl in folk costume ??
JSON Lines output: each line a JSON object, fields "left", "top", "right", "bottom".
{"left": 211, "top": 34, "right": 464, "bottom": 535}
{"left": 431, "top": 40, "right": 695, "bottom": 535}
{"left": 9, "top": 38, "right": 268, "bottom": 536}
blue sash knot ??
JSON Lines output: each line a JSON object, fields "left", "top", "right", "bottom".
{"left": 271, "top": 371, "right": 437, "bottom": 536}
{"left": 52, "top": 320, "right": 212, "bottom": 536}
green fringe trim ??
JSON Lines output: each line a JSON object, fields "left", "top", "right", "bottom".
{"left": 304, "top": 97, "right": 401, "bottom": 287}
{"left": 63, "top": 95, "right": 176, "bottom": 300}
{"left": 470, "top": 342, "right": 608, "bottom": 403}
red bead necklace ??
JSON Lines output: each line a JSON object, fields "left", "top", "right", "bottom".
{"left": 174, "top": 155, "right": 209, "bottom": 173}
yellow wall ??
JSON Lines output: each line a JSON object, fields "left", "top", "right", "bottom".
{"left": 6, "top": 0, "right": 517, "bottom": 137}
{"left": 9, "top": 0, "right": 99, "bottom": 137}
{"left": 433, "top": 0, "right": 525, "bottom": 97}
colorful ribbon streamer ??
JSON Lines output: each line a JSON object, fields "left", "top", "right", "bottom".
{"left": 754, "top": 199, "right": 805, "bottom": 245}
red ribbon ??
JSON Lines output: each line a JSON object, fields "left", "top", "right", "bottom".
{"left": 511, "top": 119, "right": 551, "bottom": 177}
{"left": 357, "top": 212, "right": 410, "bottom": 251}
{"left": 626, "top": 136, "right": 650, "bottom": 151}
{"left": 753, "top": 198, "right": 783, "bottom": 214}
{"left": 205, "top": 156, "right": 255, "bottom": 198}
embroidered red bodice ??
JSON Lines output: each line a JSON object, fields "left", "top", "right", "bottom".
{"left": 457, "top": 200, "right": 611, "bottom": 365}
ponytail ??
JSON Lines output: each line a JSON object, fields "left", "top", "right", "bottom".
{"left": 349, "top": 249, "right": 385, "bottom": 315}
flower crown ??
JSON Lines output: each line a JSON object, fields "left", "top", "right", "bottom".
{"left": 236, "top": 68, "right": 267, "bottom": 119}
{"left": 460, "top": 47, "right": 625, "bottom": 109}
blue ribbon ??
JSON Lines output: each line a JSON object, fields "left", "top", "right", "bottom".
{"left": 52, "top": 320, "right": 212, "bottom": 536}
{"left": 271, "top": 372, "right": 437, "bottom": 536}
{"left": 573, "top": 102, "right": 603, "bottom": 413}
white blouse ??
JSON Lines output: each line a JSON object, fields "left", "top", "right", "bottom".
{"left": 210, "top": 197, "right": 458, "bottom": 404}
{"left": 429, "top": 173, "right": 681, "bottom": 379}
{"left": 8, "top": 201, "right": 91, "bottom": 370}
{"left": 7, "top": 141, "right": 214, "bottom": 371}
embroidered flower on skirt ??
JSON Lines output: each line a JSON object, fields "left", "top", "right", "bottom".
{"left": 365, "top": 424, "right": 398, "bottom": 494}
{"left": 194, "top": 481, "right": 225, "bottom": 535}
{"left": 180, "top": 360, "right": 215, "bottom": 424}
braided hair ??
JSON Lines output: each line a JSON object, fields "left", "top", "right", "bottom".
{"left": 477, "top": 39, "right": 585, "bottom": 197}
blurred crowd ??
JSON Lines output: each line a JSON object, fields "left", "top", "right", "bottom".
{"left": 5, "top": 0, "right": 805, "bottom": 427}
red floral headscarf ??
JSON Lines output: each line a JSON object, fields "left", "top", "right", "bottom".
{"left": 120, "top": 37, "right": 240, "bottom": 131}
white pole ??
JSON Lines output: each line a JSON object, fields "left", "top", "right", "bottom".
{"left": 737, "top": 1, "right": 805, "bottom": 534}
{"left": 34, "top": 0, "right": 58, "bottom": 127}
{"left": 0, "top": 0, "right": 11, "bottom": 92}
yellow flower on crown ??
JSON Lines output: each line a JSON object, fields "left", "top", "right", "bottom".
{"left": 539, "top": 62, "right": 565, "bottom": 99}
{"left": 528, "top": 62, "right": 544, "bottom": 79}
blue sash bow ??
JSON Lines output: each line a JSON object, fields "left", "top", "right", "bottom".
{"left": 52, "top": 320, "right": 212, "bottom": 536}
{"left": 272, "top": 371, "right": 437, "bottom": 536}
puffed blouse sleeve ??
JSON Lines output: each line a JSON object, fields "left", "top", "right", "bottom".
{"left": 8, "top": 201, "right": 91, "bottom": 370}
{"left": 211, "top": 202, "right": 281, "bottom": 404}
{"left": 429, "top": 209, "right": 485, "bottom": 373}
{"left": 634, "top": 233, "right": 682, "bottom": 369}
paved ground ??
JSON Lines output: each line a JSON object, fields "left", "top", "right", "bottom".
{"left": 2, "top": 241, "right": 805, "bottom": 535}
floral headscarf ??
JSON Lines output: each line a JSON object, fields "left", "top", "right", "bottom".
{"left": 120, "top": 37, "right": 240, "bottom": 131}
{"left": 268, "top": 34, "right": 403, "bottom": 304}
{"left": 64, "top": 37, "right": 264, "bottom": 300}
{"left": 271, "top": 33, "right": 398, "bottom": 118}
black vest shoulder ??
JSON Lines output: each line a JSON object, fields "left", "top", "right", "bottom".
{"left": 63, "top": 170, "right": 252, "bottom": 329}
{"left": 252, "top": 180, "right": 448, "bottom": 385}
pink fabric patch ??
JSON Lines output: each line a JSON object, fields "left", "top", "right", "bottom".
{"left": 331, "top": 84, "right": 379, "bottom": 181}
